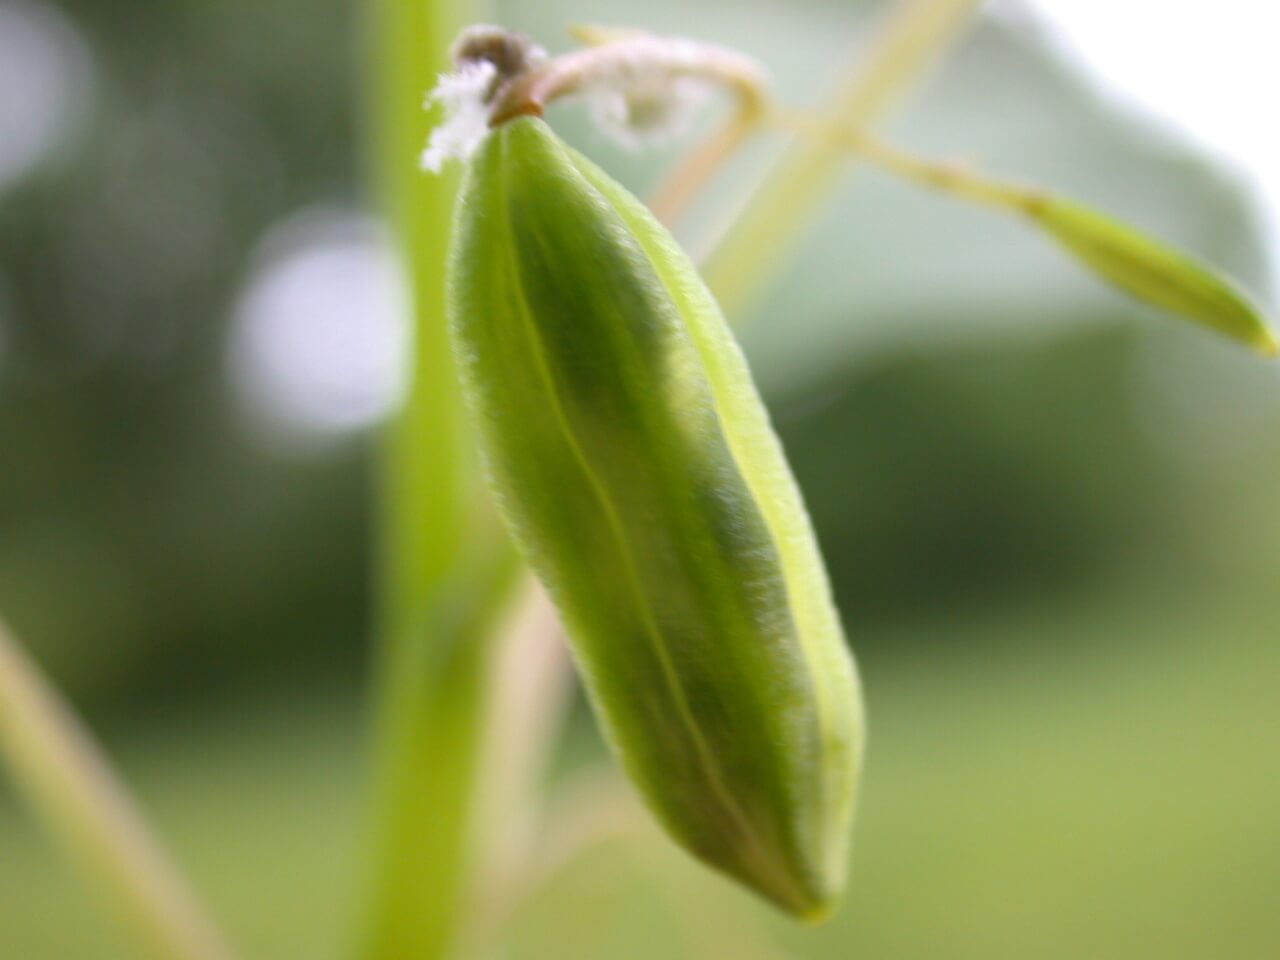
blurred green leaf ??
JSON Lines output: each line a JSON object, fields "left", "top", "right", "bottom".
{"left": 1029, "top": 197, "right": 1277, "bottom": 355}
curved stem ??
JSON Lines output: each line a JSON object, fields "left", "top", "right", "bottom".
{"left": 490, "top": 34, "right": 768, "bottom": 126}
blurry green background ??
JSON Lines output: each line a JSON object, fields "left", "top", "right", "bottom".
{"left": 2, "top": 0, "right": 1279, "bottom": 956}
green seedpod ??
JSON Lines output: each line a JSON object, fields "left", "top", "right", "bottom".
{"left": 446, "top": 116, "right": 863, "bottom": 919}
{"left": 1027, "top": 197, "right": 1278, "bottom": 355}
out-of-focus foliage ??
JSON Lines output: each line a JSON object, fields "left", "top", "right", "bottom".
{"left": 0, "top": 0, "right": 369, "bottom": 706}
{"left": 2, "top": 0, "right": 1279, "bottom": 956}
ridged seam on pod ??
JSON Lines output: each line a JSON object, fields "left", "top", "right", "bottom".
{"left": 446, "top": 115, "right": 863, "bottom": 919}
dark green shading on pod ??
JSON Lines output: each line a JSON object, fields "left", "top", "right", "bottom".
{"left": 446, "top": 117, "right": 862, "bottom": 919}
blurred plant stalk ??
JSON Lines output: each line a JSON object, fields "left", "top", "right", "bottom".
{"left": 456, "top": 584, "right": 572, "bottom": 954}
{"left": 0, "top": 622, "right": 238, "bottom": 960}
{"left": 359, "top": 0, "right": 523, "bottom": 955}
{"left": 697, "top": 0, "right": 984, "bottom": 313}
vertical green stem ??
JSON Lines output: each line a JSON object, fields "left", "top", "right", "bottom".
{"left": 0, "top": 621, "right": 238, "bottom": 960}
{"left": 359, "top": 0, "right": 519, "bottom": 957}
{"left": 698, "top": 0, "right": 985, "bottom": 314}
{"left": 361, "top": 549, "right": 518, "bottom": 960}
{"left": 373, "top": 0, "right": 471, "bottom": 633}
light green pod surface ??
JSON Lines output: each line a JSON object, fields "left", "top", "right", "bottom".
{"left": 446, "top": 117, "right": 863, "bottom": 918}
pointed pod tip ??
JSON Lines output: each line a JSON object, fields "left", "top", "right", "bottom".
{"left": 1254, "top": 327, "right": 1280, "bottom": 358}
{"left": 737, "top": 857, "right": 844, "bottom": 923}
{"left": 795, "top": 897, "right": 838, "bottom": 926}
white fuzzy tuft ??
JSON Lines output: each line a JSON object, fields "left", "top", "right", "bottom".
{"left": 420, "top": 59, "right": 499, "bottom": 173}
{"left": 581, "top": 37, "right": 715, "bottom": 149}
{"left": 587, "top": 75, "right": 712, "bottom": 149}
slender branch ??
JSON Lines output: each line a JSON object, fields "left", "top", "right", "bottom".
{"left": 0, "top": 621, "right": 238, "bottom": 960}
{"left": 769, "top": 109, "right": 1279, "bottom": 356}
{"left": 652, "top": 98, "right": 1030, "bottom": 232}
{"left": 457, "top": 582, "right": 573, "bottom": 954}
{"left": 770, "top": 109, "right": 1037, "bottom": 212}
{"left": 648, "top": 114, "right": 756, "bottom": 227}
{"left": 697, "top": 0, "right": 985, "bottom": 312}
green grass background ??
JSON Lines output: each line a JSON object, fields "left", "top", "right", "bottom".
{"left": 5, "top": 580, "right": 1277, "bottom": 958}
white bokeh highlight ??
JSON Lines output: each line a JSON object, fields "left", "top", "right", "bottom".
{"left": 228, "top": 208, "right": 408, "bottom": 446}
{"left": 0, "top": 0, "right": 92, "bottom": 192}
